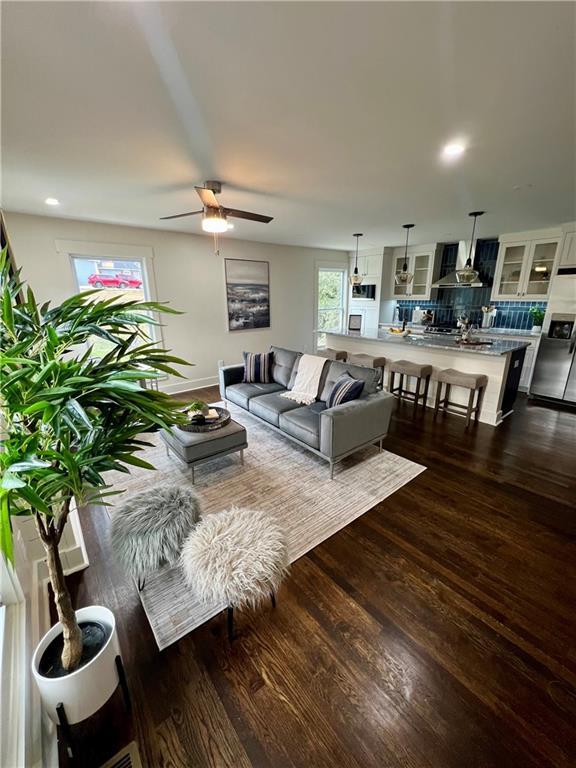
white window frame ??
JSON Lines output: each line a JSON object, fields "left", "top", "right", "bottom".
{"left": 315, "top": 263, "right": 347, "bottom": 350}
{"left": 56, "top": 239, "right": 162, "bottom": 353}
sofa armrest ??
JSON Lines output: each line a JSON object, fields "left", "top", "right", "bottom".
{"left": 319, "top": 392, "right": 396, "bottom": 459}
{"left": 218, "top": 364, "right": 244, "bottom": 398}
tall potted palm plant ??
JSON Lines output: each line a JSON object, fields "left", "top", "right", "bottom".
{"left": 0, "top": 248, "right": 189, "bottom": 723}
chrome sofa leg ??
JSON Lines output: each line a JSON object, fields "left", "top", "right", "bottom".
{"left": 329, "top": 461, "right": 334, "bottom": 480}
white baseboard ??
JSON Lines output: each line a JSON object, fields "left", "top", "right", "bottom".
{"left": 160, "top": 375, "right": 219, "bottom": 395}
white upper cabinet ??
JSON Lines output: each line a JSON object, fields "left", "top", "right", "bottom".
{"left": 559, "top": 222, "right": 576, "bottom": 267}
{"left": 389, "top": 247, "right": 435, "bottom": 299}
{"left": 349, "top": 250, "right": 383, "bottom": 279}
{"left": 492, "top": 230, "right": 561, "bottom": 301}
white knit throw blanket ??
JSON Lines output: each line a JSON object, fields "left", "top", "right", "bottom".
{"left": 282, "top": 354, "right": 326, "bottom": 405}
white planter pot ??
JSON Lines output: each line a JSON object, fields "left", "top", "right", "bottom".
{"left": 32, "top": 605, "right": 121, "bottom": 724}
{"left": 531, "top": 325, "right": 542, "bottom": 334}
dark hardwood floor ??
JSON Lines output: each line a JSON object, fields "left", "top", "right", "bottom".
{"left": 60, "top": 390, "right": 576, "bottom": 768}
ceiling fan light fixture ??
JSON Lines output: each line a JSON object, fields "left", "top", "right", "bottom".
{"left": 202, "top": 208, "right": 228, "bottom": 233}
{"left": 395, "top": 224, "right": 415, "bottom": 285}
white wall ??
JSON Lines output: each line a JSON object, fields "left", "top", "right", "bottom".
{"left": 4, "top": 213, "right": 346, "bottom": 392}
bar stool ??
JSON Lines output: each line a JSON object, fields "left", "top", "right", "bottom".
{"left": 347, "top": 353, "right": 387, "bottom": 389}
{"left": 317, "top": 348, "right": 347, "bottom": 361}
{"left": 434, "top": 369, "right": 488, "bottom": 427}
{"left": 388, "top": 360, "right": 432, "bottom": 408}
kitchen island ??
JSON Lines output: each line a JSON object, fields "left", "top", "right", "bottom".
{"left": 324, "top": 329, "right": 530, "bottom": 426}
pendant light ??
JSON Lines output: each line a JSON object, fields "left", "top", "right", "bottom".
{"left": 349, "top": 233, "right": 364, "bottom": 286}
{"left": 456, "top": 211, "right": 484, "bottom": 284}
{"left": 395, "top": 224, "right": 415, "bottom": 285}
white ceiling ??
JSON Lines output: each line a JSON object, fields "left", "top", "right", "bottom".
{"left": 2, "top": 1, "right": 575, "bottom": 250}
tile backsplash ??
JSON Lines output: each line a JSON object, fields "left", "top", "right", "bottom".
{"left": 396, "top": 298, "right": 547, "bottom": 331}
{"left": 396, "top": 239, "right": 547, "bottom": 331}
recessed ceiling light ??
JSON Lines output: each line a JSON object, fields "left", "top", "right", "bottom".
{"left": 442, "top": 142, "right": 466, "bottom": 160}
{"left": 45, "top": 197, "right": 60, "bottom": 206}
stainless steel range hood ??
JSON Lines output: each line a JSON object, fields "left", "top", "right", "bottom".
{"left": 432, "top": 241, "right": 484, "bottom": 288}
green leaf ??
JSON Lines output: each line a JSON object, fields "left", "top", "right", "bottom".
{"left": 9, "top": 459, "right": 52, "bottom": 472}
{"left": 1, "top": 473, "right": 26, "bottom": 490}
{"left": 0, "top": 494, "right": 14, "bottom": 564}
{"left": 22, "top": 401, "right": 53, "bottom": 415}
{"left": 115, "top": 453, "right": 156, "bottom": 470}
{"left": 3, "top": 289, "right": 15, "bottom": 334}
{"left": 65, "top": 399, "right": 93, "bottom": 430}
{"left": 17, "top": 486, "right": 53, "bottom": 515}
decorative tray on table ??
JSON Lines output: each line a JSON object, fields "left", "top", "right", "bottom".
{"left": 179, "top": 406, "right": 231, "bottom": 433}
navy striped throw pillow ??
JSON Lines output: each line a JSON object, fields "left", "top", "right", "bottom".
{"left": 327, "top": 372, "right": 365, "bottom": 408}
{"left": 243, "top": 351, "right": 273, "bottom": 383}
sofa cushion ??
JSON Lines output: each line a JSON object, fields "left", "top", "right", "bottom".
{"left": 226, "top": 382, "right": 284, "bottom": 409}
{"left": 270, "top": 346, "right": 301, "bottom": 388}
{"left": 327, "top": 373, "right": 365, "bottom": 408}
{"left": 243, "top": 351, "right": 273, "bottom": 383}
{"left": 319, "top": 361, "right": 379, "bottom": 402}
{"left": 249, "top": 392, "right": 303, "bottom": 427}
{"left": 279, "top": 407, "right": 321, "bottom": 449}
{"left": 288, "top": 355, "right": 301, "bottom": 389}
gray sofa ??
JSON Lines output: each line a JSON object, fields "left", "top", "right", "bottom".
{"left": 218, "top": 346, "right": 396, "bottom": 478}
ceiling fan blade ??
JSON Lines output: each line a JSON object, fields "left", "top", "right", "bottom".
{"left": 223, "top": 207, "right": 273, "bottom": 224}
{"left": 195, "top": 186, "right": 220, "bottom": 208}
{"left": 159, "top": 210, "right": 203, "bottom": 220}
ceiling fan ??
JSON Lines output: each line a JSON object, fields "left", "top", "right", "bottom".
{"left": 160, "top": 180, "right": 273, "bottom": 233}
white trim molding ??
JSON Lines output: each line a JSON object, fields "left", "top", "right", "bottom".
{"left": 0, "top": 558, "right": 28, "bottom": 768}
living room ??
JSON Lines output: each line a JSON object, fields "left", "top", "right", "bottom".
{"left": 1, "top": 2, "right": 575, "bottom": 768}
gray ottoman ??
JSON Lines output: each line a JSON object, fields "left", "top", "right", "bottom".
{"left": 160, "top": 419, "right": 248, "bottom": 483}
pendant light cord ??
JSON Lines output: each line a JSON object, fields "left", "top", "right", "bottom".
{"left": 403, "top": 227, "right": 409, "bottom": 270}
{"left": 467, "top": 215, "right": 477, "bottom": 266}
{"left": 402, "top": 224, "right": 414, "bottom": 271}
{"left": 466, "top": 211, "right": 484, "bottom": 267}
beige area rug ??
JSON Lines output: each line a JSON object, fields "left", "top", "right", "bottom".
{"left": 105, "top": 403, "right": 426, "bottom": 650}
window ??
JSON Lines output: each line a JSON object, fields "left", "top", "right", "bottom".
{"left": 317, "top": 268, "right": 346, "bottom": 348}
{"left": 71, "top": 255, "right": 153, "bottom": 359}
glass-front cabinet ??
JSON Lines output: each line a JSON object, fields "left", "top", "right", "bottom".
{"left": 525, "top": 240, "right": 558, "bottom": 297}
{"left": 492, "top": 236, "right": 560, "bottom": 301}
{"left": 411, "top": 253, "right": 432, "bottom": 296}
{"left": 391, "top": 249, "right": 434, "bottom": 299}
{"left": 494, "top": 243, "right": 526, "bottom": 299}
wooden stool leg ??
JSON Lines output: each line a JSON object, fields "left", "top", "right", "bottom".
{"left": 389, "top": 371, "right": 395, "bottom": 394}
{"left": 423, "top": 375, "right": 430, "bottom": 408}
{"left": 434, "top": 381, "right": 442, "bottom": 417}
{"left": 413, "top": 376, "right": 421, "bottom": 410}
{"left": 399, "top": 374, "right": 405, "bottom": 400}
{"left": 475, "top": 386, "right": 485, "bottom": 422}
{"left": 465, "top": 388, "right": 475, "bottom": 428}
{"left": 444, "top": 384, "right": 451, "bottom": 414}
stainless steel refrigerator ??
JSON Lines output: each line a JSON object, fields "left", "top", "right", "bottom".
{"left": 530, "top": 270, "right": 576, "bottom": 404}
